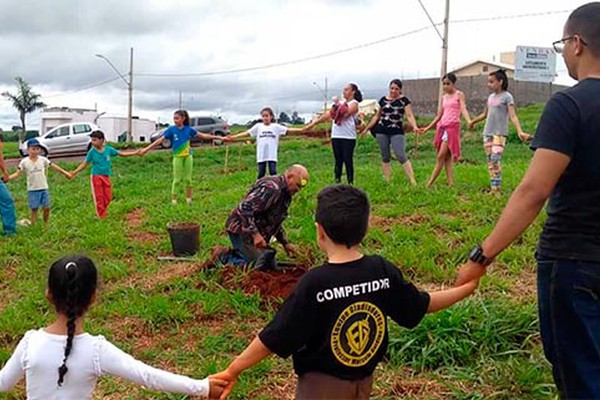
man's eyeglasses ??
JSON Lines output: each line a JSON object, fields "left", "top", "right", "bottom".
{"left": 553, "top": 35, "right": 588, "bottom": 54}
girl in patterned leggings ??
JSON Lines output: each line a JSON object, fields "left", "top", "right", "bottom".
{"left": 469, "top": 70, "right": 531, "bottom": 193}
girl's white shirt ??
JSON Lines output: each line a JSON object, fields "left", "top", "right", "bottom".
{"left": 0, "top": 329, "right": 209, "bottom": 399}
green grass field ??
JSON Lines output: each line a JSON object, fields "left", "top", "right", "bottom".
{"left": 0, "top": 104, "right": 557, "bottom": 399}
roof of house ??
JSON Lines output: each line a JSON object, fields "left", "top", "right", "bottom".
{"left": 451, "top": 59, "right": 515, "bottom": 73}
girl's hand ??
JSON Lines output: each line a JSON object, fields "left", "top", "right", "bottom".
{"left": 208, "top": 377, "right": 229, "bottom": 399}
{"left": 210, "top": 370, "right": 237, "bottom": 400}
{"left": 518, "top": 132, "right": 532, "bottom": 143}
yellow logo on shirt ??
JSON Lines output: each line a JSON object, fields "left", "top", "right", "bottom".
{"left": 331, "top": 302, "right": 385, "bottom": 367}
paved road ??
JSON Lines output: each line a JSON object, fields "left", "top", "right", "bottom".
{"left": 3, "top": 143, "right": 225, "bottom": 168}
{"left": 5, "top": 153, "right": 85, "bottom": 168}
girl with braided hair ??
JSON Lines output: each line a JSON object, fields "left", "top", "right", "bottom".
{"left": 0, "top": 255, "right": 227, "bottom": 399}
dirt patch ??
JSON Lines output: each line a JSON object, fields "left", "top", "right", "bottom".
{"left": 390, "top": 378, "right": 449, "bottom": 398}
{"left": 493, "top": 266, "right": 537, "bottom": 300}
{"left": 125, "top": 208, "right": 145, "bottom": 228}
{"left": 248, "top": 369, "right": 297, "bottom": 400}
{"left": 303, "top": 129, "right": 329, "bottom": 138}
{"left": 124, "top": 208, "right": 163, "bottom": 244}
{"left": 220, "top": 165, "right": 249, "bottom": 174}
{"left": 221, "top": 264, "right": 309, "bottom": 300}
{"left": 370, "top": 214, "right": 430, "bottom": 232}
{"left": 209, "top": 247, "right": 317, "bottom": 301}
{"left": 134, "top": 232, "right": 162, "bottom": 244}
{"left": 123, "top": 262, "right": 205, "bottom": 291}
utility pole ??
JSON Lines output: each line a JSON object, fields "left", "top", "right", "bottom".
{"left": 313, "top": 78, "right": 329, "bottom": 116}
{"left": 95, "top": 49, "right": 134, "bottom": 142}
{"left": 127, "top": 47, "right": 134, "bottom": 142}
{"left": 438, "top": 0, "right": 450, "bottom": 110}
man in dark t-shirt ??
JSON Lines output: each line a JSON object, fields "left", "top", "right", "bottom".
{"left": 457, "top": 4, "right": 600, "bottom": 398}
{"left": 213, "top": 185, "right": 477, "bottom": 400}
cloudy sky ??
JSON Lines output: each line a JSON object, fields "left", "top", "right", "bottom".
{"left": 0, "top": 0, "right": 589, "bottom": 130}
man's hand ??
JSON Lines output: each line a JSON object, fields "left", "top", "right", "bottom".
{"left": 253, "top": 233, "right": 267, "bottom": 248}
{"left": 210, "top": 370, "right": 238, "bottom": 400}
{"left": 455, "top": 260, "right": 487, "bottom": 286}
{"left": 1, "top": 171, "right": 8, "bottom": 183}
{"left": 284, "top": 243, "right": 297, "bottom": 257}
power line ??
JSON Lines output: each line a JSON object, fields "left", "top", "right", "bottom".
{"left": 451, "top": 9, "right": 570, "bottom": 24}
{"left": 44, "top": 77, "right": 120, "bottom": 99}
{"left": 135, "top": 8, "right": 570, "bottom": 79}
{"left": 136, "top": 25, "right": 433, "bottom": 78}
{"left": 416, "top": 0, "right": 443, "bottom": 41}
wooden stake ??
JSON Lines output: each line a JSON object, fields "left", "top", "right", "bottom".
{"left": 224, "top": 144, "right": 229, "bottom": 174}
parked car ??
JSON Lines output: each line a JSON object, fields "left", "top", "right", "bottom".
{"left": 19, "top": 122, "right": 99, "bottom": 157}
{"left": 149, "top": 116, "right": 229, "bottom": 149}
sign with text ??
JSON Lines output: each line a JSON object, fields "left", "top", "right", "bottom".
{"left": 515, "top": 46, "right": 557, "bottom": 83}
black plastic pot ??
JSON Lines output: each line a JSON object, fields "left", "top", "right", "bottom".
{"left": 167, "top": 222, "right": 200, "bottom": 256}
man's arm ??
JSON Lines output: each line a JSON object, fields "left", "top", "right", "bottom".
{"left": 456, "top": 148, "right": 570, "bottom": 284}
{"left": 238, "top": 184, "right": 279, "bottom": 246}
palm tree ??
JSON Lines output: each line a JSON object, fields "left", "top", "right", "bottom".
{"left": 2, "top": 77, "right": 45, "bottom": 143}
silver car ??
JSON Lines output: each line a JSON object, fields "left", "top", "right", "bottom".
{"left": 149, "top": 116, "right": 230, "bottom": 148}
{"left": 19, "top": 122, "right": 99, "bottom": 157}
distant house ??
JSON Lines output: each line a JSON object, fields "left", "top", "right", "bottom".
{"left": 450, "top": 60, "right": 515, "bottom": 78}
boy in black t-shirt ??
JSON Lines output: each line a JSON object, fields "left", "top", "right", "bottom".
{"left": 212, "top": 185, "right": 478, "bottom": 399}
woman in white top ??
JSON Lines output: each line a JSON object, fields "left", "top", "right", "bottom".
{"left": 308, "top": 83, "right": 363, "bottom": 184}
{"left": 0, "top": 255, "right": 227, "bottom": 399}
{"left": 225, "top": 107, "right": 307, "bottom": 180}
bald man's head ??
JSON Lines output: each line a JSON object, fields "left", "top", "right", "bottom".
{"left": 285, "top": 164, "right": 310, "bottom": 194}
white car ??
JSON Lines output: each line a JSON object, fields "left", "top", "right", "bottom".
{"left": 20, "top": 122, "right": 99, "bottom": 157}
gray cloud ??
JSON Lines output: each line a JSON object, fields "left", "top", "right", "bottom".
{"left": 0, "top": 0, "right": 192, "bottom": 35}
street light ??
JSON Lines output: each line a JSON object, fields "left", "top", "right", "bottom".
{"left": 95, "top": 48, "right": 134, "bottom": 142}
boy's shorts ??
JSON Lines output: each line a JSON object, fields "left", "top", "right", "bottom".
{"left": 28, "top": 189, "right": 50, "bottom": 210}
{"left": 296, "top": 372, "right": 373, "bottom": 400}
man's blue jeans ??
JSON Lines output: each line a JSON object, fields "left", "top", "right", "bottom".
{"left": 0, "top": 181, "right": 16, "bottom": 236}
{"left": 537, "top": 257, "right": 600, "bottom": 399}
{"left": 220, "top": 233, "right": 260, "bottom": 266}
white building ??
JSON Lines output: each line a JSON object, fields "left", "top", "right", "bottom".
{"left": 41, "top": 107, "right": 98, "bottom": 134}
{"left": 40, "top": 107, "right": 156, "bottom": 142}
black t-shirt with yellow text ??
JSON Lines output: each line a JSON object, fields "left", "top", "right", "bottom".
{"left": 259, "top": 255, "right": 431, "bottom": 380}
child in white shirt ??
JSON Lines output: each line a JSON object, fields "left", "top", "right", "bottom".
{"left": 0, "top": 255, "right": 227, "bottom": 399}
{"left": 226, "top": 107, "right": 307, "bottom": 180}
{"left": 8, "top": 139, "right": 70, "bottom": 224}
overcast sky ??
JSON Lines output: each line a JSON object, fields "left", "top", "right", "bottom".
{"left": 0, "top": 0, "right": 589, "bottom": 130}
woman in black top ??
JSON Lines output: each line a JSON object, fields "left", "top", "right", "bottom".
{"left": 361, "top": 79, "right": 421, "bottom": 185}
